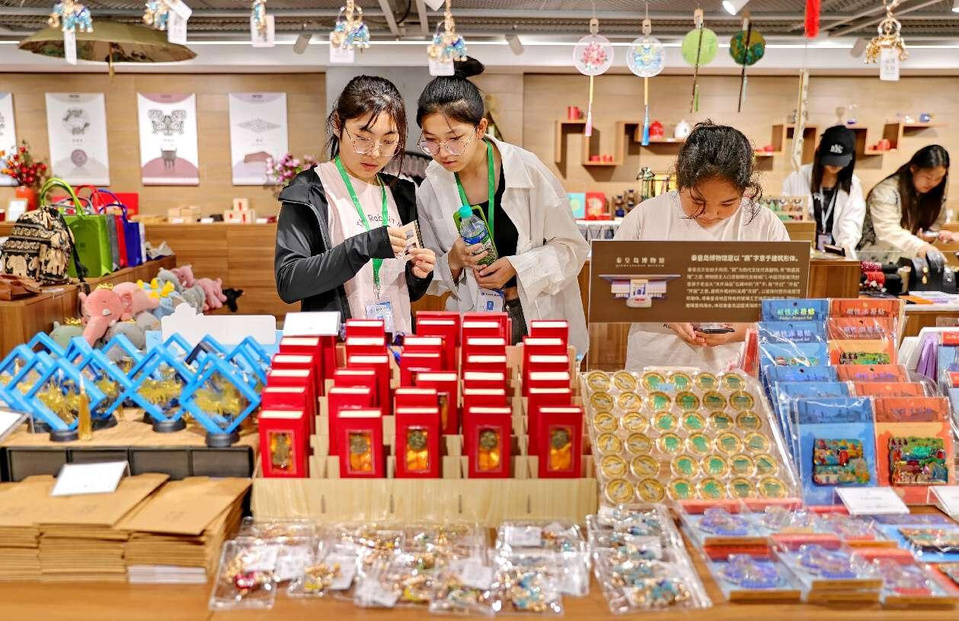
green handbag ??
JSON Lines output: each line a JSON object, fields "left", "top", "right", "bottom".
{"left": 42, "top": 178, "right": 113, "bottom": 278}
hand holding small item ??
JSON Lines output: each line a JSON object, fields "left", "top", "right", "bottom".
{"left": 475, "top": 258, "right": 516, "bottom": 290}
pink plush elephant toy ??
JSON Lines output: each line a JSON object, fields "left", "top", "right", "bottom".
{"left": 196, "top": 277, "right": 228, "bottom": 312}
{"left": 171, "top": 264, "right": 197, "bottom": 289}
{"left": 113, "top": 282, "right": 159, "bottom": 321}
{"left": 78, "top": 286, "right": 124, "bottom": 346}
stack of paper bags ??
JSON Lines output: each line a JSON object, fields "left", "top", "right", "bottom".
{"left": 119, "top": 477, "right": 250, "bottom": 583}
{"left": 37, "top": 473, "right": 169, "bottom": 583}
{"left": 0, "top": 479, "right": 46, "bottom": 580}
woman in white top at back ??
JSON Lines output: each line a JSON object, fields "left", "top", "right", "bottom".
{"left": 615, "top": 121, "right": 790, "bottom": 371}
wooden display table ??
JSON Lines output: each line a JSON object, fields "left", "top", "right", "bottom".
{"left": 0, "top": 255, "right": 176, "bottom": 359}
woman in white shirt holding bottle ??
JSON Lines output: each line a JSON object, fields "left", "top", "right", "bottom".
{"left": 781, "top": 125, "right": 865, "bottom": 254}
{"left": 415, "top": 59, "right": 589, "bottom": 355}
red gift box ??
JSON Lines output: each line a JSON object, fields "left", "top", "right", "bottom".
{"left": 338, "top": 409, "right": 385, "bottom": 478}
{"left": 463, "top": 354, "right": 508, "bottom": 377}
{"left": 345, "top": 337, "right": 387, "bottom": 360}
{"left": 395, "top": 387, "right": 439, "bottom": 410}
{"left": 403, "top": 336, "right": 443, "bottom": 355}
{"left": 267, "top": 369, "right": 316, "bottom": 424}
{"left": 278, "top": 336, "right": 325, "bottom": 394}
{"left": 262, "top": 386, "right": 312, "bottom": 417}
{"left": 400, "top": 351, "right": 443, "bottom": 386}
{"left": 259, "top": 408, "right": 310, "bottom": 478}
{"left": 463, "top": 312, "right": 509, "bottom": 335}
{"left": 415, "top": 371, "right": 459, "bottom": 435}
{"left": 415, "top": 315, "right": 459, "bottom": 369}
{"left": 528, "top": 354, "right": 570, "bottom": 376}
{"left": 527, "top": 371, "right": 572, "bottom": 392}
{"left": 464, "top": 406, "right": 512, "bottom": 479}
{"left": 463, "top": 371, "right": 508, "bottom": 392}
{"left": 333, "top": 368, "right": 378, "bottom": 396}
{"left": 536, "top": 406, "right": 583, "bottom": 479}
{"left": 528, "top": 320, "right": 569, "bottom": 346}
{"left": 347, "top": 354, "right": 392, "bottom": 415}
{"left": 527, "top": 387, "right": 573, "bottom": 455}
{"left": 345, "top": 319, "right": 386, "bottom": 340}
{"left": 394, "top": 406, "right": 441, "bottom": 478}
{"left": 416, "top": 312, "right": 461, "bottom": 339}
{"left": 328, "top": 385, "right": 374, "bottom": 455}
{"left": 463, "top": 337, "right": 507, "bottom": 358}
{"left": 462, "top": 319, "right": 507, "bottom": 344}
{"left": 521, "top": 337, "right": 566, "bottom": 395}
{"left": 463, "top": 387, "right": 508, "bottom": 412}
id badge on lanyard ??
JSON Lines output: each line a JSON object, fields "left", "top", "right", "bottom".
{"left": 475, "top": 289, "right": 505, "bottom": 313}
{"left": 814, "top": 190, "right": 838, "bottom": 251}
{"left": 366, "top": 300, "right": 395, "bottom": 333}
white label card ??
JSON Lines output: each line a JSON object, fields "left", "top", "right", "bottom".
{"left": 51, "top": 461, "right": 129, "bottom": 496}
{"left": 168, "top": 0, "right": 193, "bottom": 20}
{"left": 429, "top": 58, "right": 455, "bottom": 77}
{"left": 880, "top": 47, "right": 900, "bottom": 82}
{"left": 0, "top": 409, "right": 27, "bottom": 443}
{"left": 504, "top": 525, "right": 542, "bottom": 548}
{"left": 329, "top": 42, "right": 356, "bottom": 64}
{"left": 283, "top": 311, "right": 340, "bottom": 336}
{"left": 424, "top": 0, "right": 445, "bottom": 10}
{"left": 837, "top": 487, "right": 910, "bottom": 515}
{"left": 457, "top": 561, "right": 493, "bottom": 590}
{"left": 251, "top": 14, "right": 275, "bottom": 48}
{"left": 63, "top": 29, "right": 77, "bottom": 65}
{"left": 931, "top": 486, "right": 959, "bottom": 517}
{"left": 167, "top": 14, "right": 188, "bottom": 45}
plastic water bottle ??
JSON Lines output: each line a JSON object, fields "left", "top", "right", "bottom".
{"left": 458, "top": 205, "right": 498, "bottom": 266}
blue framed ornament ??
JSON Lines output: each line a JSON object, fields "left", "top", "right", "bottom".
{"left": 74, "top": 349, "right": 133, "bottom": 419}
{"left": 0, "top": 345, "right": 41, "bottom": 413}
{"left": 24, "top": 353, "right": 107, "bottom": 441}
{"left": 180, "top": 355, "right": 261, "bottom": 447}
{"left": 121, "top": 344, "right": 196, "bottom": 431}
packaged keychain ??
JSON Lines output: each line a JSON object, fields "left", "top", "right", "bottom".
{"left": 761, "top": 299, "right": 829, "bottom": 322}
{"left": 209, "top": 539, "right": 279, "bottom": 610}
{"left": 429, "top": 557, "right": 501, "bottom": 617}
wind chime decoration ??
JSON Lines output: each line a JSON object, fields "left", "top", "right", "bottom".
{"left": 48, "top": 0, "right": 93, "bottom": 33}
{"left": 681, "top": 9, "right": 717, "bottom": 113}
{"left": 251, "top": 0, "right": 267, "bottom": 35}
{"left": 427, "top": 0, "right": 467, "bottom": 69}
{"left": 865, "top": 0, "right": 907, "bottom": 64}
{"left": 331, "top": 0, "right": 370, "bottom": 51}
{"left": 143, "top": 0, "right": 171, "bottom": 31}
{"left": 729, "top": 17, "right": 766, "bottom": 113}
{"left": 626, "top": 11, "right": 664, "bottom": 146}
{"left": 573, "top": 18, "right": 613, "bottom": 138}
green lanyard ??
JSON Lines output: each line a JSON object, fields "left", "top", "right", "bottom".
{"left": 454, "top": 140, "right": 496, "bottom": 239}
{"left": 335, "top": 156, "right": 389, "bottom": 292}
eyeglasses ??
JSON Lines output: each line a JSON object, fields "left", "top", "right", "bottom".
{"left": 418, "top": 128, "right": 477, "bottom": 157}
{"left": 343, "top": 126, "right": 400, "bottom": 157}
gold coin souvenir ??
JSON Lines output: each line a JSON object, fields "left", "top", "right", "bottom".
{"left": 592, "top": 411, "right": 619, "bottom": 434}
{"left": 715, "top": 432, "right": 743, "bottom": 455}
{"left": 699, "top": 478, "right": 727, "bottom": 499}
{"left": 617, "top": 391, "right": 643, "bottom": 411}
{"left": 657, "top": 433, "right": 683, "bottom": 455}
{"left": 709, "top": 412, "right": 734, "bottom": 431}
{"left": 621, "top": 412, "right": 648, "bottom": 433}
{"left": 702, "top": 391, "right": 727, "bottom": 412}
{"left": 729, "top": 391, "right": 755, "bottom": 412}
{"left": 596, "top": 433, "right": 623, "bottom": 455}
{"left": 668, "top": 479, "right": 695, "bottom": 500}
{"left": 736, "top": 411, "right": 762, "bottom": 431}
{"left": 641, "top": 372, "right": 666, "bottom": 392}
{"left": 676, "top": 391, "right": 700, "bottom": 412}
{"left": 730, "top": 454, "right": 756, "bottom": 477}
{"left": 686, "top": 433, "right": 711, "bottom": 456}
{"left": 682, "top": 412, "right": 706, "bottom": 431}
{"left": 636, "top": 478, "right": 667, "bottom": 502}
{"left": 744, "top": 432, "right": 770, "bottom": 454}
{"left": 605, "top": 479, "right": 635, "bottom": 504}
{"left": 701, "top": 455, "right": 730, "bottom": 477}
{"left": 648, "top": 391, "right": 671, "bottom": 411}
{"left": 587, "top": 371, "right": 611, "bottom": 392}
{"left": 630, "top": 455, "right": 659, "bottom": 477}
{"left": 625, "top": 432, "right": 653, "bottom": 455}
{"left": 653, "top": 412, "right": 678, "bottom": 432}
{"left": 613, "top": 371, "right": 638, "bottom": 392}
{"left": 759, "top": 477, "right": 788, "bottom": 499}
{"left": 672, "top": 454, "right": 699, "bottom": 477}
{"left": 669, "top": 372, "right": 693, "bottom": 391}
{"left": 601, "top": 455, "right": 628, "bottom": 478}
{"left": 729, "top": 478, "right": 757, "bottom": 499}
{"left": 696, "top": 373, "right": 719, "bottom": 391}
{"left": 590, "top": 392, "right": 614, "bottom": 412}
{"left": 721, "top": 373, "right": 746, "bottom": 392}
{"left": 755, "top": 454, "right": 779, "bottom": 476}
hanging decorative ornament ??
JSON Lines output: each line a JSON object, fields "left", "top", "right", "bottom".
{"left": 573, "top": 18, "right": 613, "bottom": 138}
{"left": 791, "top": 70, "right": 810, "bottom": 171}
{"left": 331, "top": 0, "right": 370, "bottom": 51}
{"left": 427, "top": 0, "right": 467, "bottom": 74}
{"left": 681, "top": 9, "right": 717, "bottom": 114}
{"left": 729, "top": 17, "right": 766, "bottom": 113}
{"left": 865, "top": 0, "right": 907, "bottom": 64}
{"left": 143, "top": 0, "right": 171, "bottom": 31}
{"left": 48, "top": 0, "right": 93, "bottom": 33}
{"left": 626, "top": 12, "right": 664, "bottom": 147}
{"left": 804, "top": 0, "right": 821, "bottom": 39}
{"left": 251, "top": 0, "right": 267, "bottom": 35}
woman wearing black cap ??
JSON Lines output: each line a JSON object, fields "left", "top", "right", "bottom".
{"left": 857, "top": 145, "right": 952, "bottom": 259}
{"left": 781, "top": 125, "right": 865, "bottom": 254}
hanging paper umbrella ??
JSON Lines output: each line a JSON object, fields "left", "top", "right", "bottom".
{"left": 681, "top": 9, "right": 717, "bottom": 114}
{"left": 427, "top": 0, "right": 467, "bottom": 74}
{"left": 729, "top": 18, "right": 766, "bottom": 112}
{"left": 626, "top": 15, "right": 664, "bottom": 146}
{"left": 573, "top": 18, "right": 613, "bottom": 137}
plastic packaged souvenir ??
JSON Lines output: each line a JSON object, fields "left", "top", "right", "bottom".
{"left": 761, "top": 299, "right": 829, "bottom": 323}
{"left": 429, "top": 558, "right": 501, "bottom": 617}
{"left": 775, "top": 382, "right": 850, "bottom": 460}
{"left": 828, "top": 339, "right": 897, "bottom": 366}
{"left": 773, "top": 539, "right": 881, "bottom": 601}
{"left": 593, "top": 549, "right": 711, "bottom": 614}
{"left": 238, "top": 518, "right": 318, "bottom": 541}
{"left": 496, "top": 520, "right": 585, "bottom": 555}
{"left": 835, "top": 364, "right": 908, "bottom": 383}
{"left": 759, "top": 341, "right": 829, "bottom": 369}
{"left": 897, "top": 527, "right": 959, "bottom": 561}
{"left": 758, "top": 321, "right": 827, "bottom": 344}
{"left": 856, "top": 548, "right": 959, "bottom": 607}
{"left": 815, "top": 512, "right": 890, "bottom": 547}
{"left": 288, "top": 545, "right": 359, "bottom": 599}
{"left": 677, "top": 501, "right": 768, "bottom": 548}
{"left": 707, "top": 553, "right": 802, "bottom": 602}
{"left": 764, "top": 365, "right": 838, "bottom": 385}
{"left": 355, "top": 549, "right": 444, "bottom": 608}
{"left": 405, "top": 522, "right": 486, "bottom": 560}
{"left": 209, "top": 539, "right": 278, "bottom": 610}
{"left": 493, "top": 554, "right": 564, "bottom": 615}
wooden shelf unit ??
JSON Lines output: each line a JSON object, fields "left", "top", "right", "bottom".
{"left": 769, "top": 124, "right": 819, "bottom": 165}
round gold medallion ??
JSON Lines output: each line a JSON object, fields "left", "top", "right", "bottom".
{"left": 728, "top": 478, "right": 757, "bottom": 499}
{"left": 605, "top": 479, "right": 634, "bottom": 504}
{"left": 702, "top": 391, "right": 727, "bottom": 412}
{"left": 612, "top": 371, "right": 638, "bottom": 392}
{"left": 744, "top": 432, "right": 770, "bottom": 454}
{"left": 590, "top": 392, "right": 614, "bottom": 413}
{"left": 653, "top": 412, "right": 678, "bottom": 432}
{"left": 730, "top": 454, "right": 756, "bottom": 477}
{"left": 701, "top": 455, "right": 730, "bottom": 477}
{"left": 630, "top": 455, "right": 659, "bottom": 477}
{"left": 587, "top": 371, "right": 611, "bottom": 392}
{"left": 715, "top": 432, "right": 743, "bottom": 455}
{"left": 625, "top": 432, "right": 653, "bottom": 455}
{"left": 709, "top": 412, "right": 735, "bottom": 431}
{"left": 657, "top": 433, "right": 683, "bottom": 455}
{"left": 617, "top": 391, "right": 643, "bottom": 411}
{"left": 755, "top": 454, "right": 779, "bottom": 476}
{"left": 686, "top": 433, "right": 712, "bottom": 456}
{"left": 600, "top": 454, "right": 628, "bottom": 479}
{"left": 699, "top": 478, "right": 727, "bottom": 500}
{"left": 636, "top": 478, "right": 667, "bottom": 502}
{"left": 672, "top": 454, "right": 699, "bottom": 477}
{"left": 676, "top": 391, "right": 701, "bottom": 412}
{"left": 592, "top": 412, "right": 619, "bottom": 434}
{"left": 648, "top": 391, "right": 671, "bottom": 412}
{"left": 721, "top": 373, "right": 746, "bottom": 392}
{"left": 621, "top": 412, "right": 648, "bottom": 433}
{"left": 641, "top": 372, "right": 666, "bottom": 392}
{"left": 759, "top": 477, "right": 788, "bottom": 499}
{"left": 682, "top": 412, "right": 706, "bottom": 432}
{"left": 729, "top": 391, "right": 755, "bottom": 412}
{"left": 736, "top": 411, "right": 762, "bottom": 432}
{"left": 669, "top": 373, "right": 693, "bottom": 391}
{"left": 668, "top": 479, "right": 695, "bottom": 500}
{"left": 696, "top": 373, "right": 719, "bottom": 391}
{"left": 595, "top": 433, "right": 624, "bottom": 455}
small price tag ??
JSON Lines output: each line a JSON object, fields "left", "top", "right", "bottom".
{"left": 0, "top": 409, "right": 27, "bottom": 444}
{"left": 329, "top": 41, "right": 355, "bottom": 64}
{"left": 504, "top": 525, "right": 542, "bottom": 548}
{"left": 429, "top": 58, "right": 455, "bottom": 77}
{"left": 167, "top": 13, "right": 188, "bottom": 46}
{"left": 458, "top": 561, "right": 493, "bottom": 590}
{"left": 168, "top": 0, "right": 193, "bottom": 20}
{"left": 931, "top": 486, "right": 959, "bottom": 517}
{"left": 283, "top": 311, "right": 340, "bottom": 336}
{"left": 880, "top": 48, "right": 900, "bottom": 82}
{"left": 64, "top": 29, "right": 77, "bottom": 65}
{"left": 251, "top": 14, "right": 275, "bottom": 48}
{"left": 837, "top": 487, "right": 909, "bottom": 515}
{"left": 51, "top": 461, "right": 128, "bottom": 496}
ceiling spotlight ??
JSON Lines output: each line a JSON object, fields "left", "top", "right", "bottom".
{"left": 850, "top": 37, "right": 868, "bottom": 58}
{"left": 722, "top": 0, "right": 750, "bottom": 15}
{"left": 507, "top": 34, "right": 524, "bottom": 55}
{"left": 293, "top": 32, "right": 312, "bottom": 54}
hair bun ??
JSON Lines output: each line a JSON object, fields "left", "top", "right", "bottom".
{"left": 453, "top": 57, "right": 485, "bottom": 80}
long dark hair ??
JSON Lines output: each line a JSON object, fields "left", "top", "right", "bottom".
{"left": 811, "top": 137, "right": 855, "bottom": 195}
{"left": 326, "top": 75, "right": 407, "bottom": 169}
{"left": 675, "top": 121, "right": 763, "bottom": 222}
{"left": 416, "top": 58, "right": 486, "bottom": 127}
{"left": 875, "top": 145, "right": 950, "bottom": 234}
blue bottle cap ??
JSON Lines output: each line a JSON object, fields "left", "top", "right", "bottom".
{"left": 458, "top": 205, "right": 472, "bottom": 219}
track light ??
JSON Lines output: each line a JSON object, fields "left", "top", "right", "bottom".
{"left": 850, "top": 37, "right": 868, "bottom": 58}
{"left": 293, "top": 32, "right": 312, "bottom": 54}
{"left": 506, "top": 34, "right": 524, "bottom": 55}
{"left": 722, "top": 0, "right": 750, "bottom": 15}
